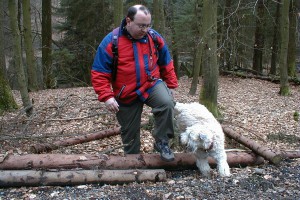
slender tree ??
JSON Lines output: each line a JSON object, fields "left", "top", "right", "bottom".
{"left": 0, "top": 0, "right": 17, "bottom": 113}
{"left": 189, "top": 0, "right": 203, "bottom": 95}
{"left": 270, "top": 1, "right": 280, "bottom": 75}
{"left": 220, "top": 0, "right": 232, "bottom": 70}
{"left": 168, "top": 0, "right": 179, "bottom": 77}
{"left": 22, "top": 0, "right": 39, "bottom": 91}
{"left": 287, "top": 0, "right": 297, "bottom": 77}
{"left": 42, "top": 0, "right": 53, "bottom": 88}
{"left": 153, "top": 0, "right": 165, "bottom": 35}
{"left": 200, "top": 0, "right": 219, "bottom": 117}
{"left": 278, "top": 0, "right": 290, "bottom": 95}
{"left": 8, "top": 0, "right": 32, "bottom": 115}
{"left": 166, "top": 0, "right": 179, "bottom": 78}
{"left": 0, "top": 0, "right": 5, "bottom": 76}
{"left": 252, "top": 0, "right": 265, "bottom": 74}
{"left": 113, "top": 0, "right": 123, "bottom": 27}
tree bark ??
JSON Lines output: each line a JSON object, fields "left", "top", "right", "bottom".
{"left": 222, "top": 126, "right": 282, "bottom": 164}
{"left": 252, "top": 0, "right": 265, "bottom": 74}
{"left": 153, "top": 0, "right": 165, "bottom": 35}
{"left": 200, "top": 0, "right": 219, "bottom": 118}
{"left": 169, "top": 0, "right": 179, "bottom": 77}
{"left": 0, "top": 169, "right": 166, "bottom": 187}
{"left": 0, "top": 152, "right": 264, "bottom": 170}
{"left": 0, "top": 69, "right": 18, "bottom": 112}
{"left": 22, "top": 0, "right": 39, "bottom": 91}
{"left": 281, "top": 150, "right": 300, "bottom": 159}
{"left": 113, "top": 0, "right": 123, "bottom": 27}
{"left": 0, "top": 0, "right": 6, "bottom": 76}
{"left": 8, "top": 0, "right": 32, "bottom": 116}
{"left": 278, "top": 0, "right": 290, "bottom": 95}
{"left": 189, "top": 0, "right": 203, "bottom": 95}
{"left": 287, "top": 1, "right": 297, "bottom": 77}
{"left": 42, "top": 0, "right": 54, "bottom": 88}
{"left": 270, "top": 1, "right": 280, "bottom": 75}
{"left": 30, "top": 127, "right": 121, "bottom": 153}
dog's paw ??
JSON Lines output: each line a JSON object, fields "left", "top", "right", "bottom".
{"left": 218, "top": 164, "right": 231, "bottom": 177}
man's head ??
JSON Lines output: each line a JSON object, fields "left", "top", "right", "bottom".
{"left": 125, "top": 5, "right": 152, "bottom": 39}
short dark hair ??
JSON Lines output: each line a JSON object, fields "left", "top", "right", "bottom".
{"left": 127, "top": 5, "right": 151, "bottom": 21}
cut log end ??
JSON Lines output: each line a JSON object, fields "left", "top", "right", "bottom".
{"left": 271, "top": 155, "right": 283, "bottom": 165}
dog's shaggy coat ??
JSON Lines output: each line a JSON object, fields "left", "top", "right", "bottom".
{"left": 174, "top": 102, "right": 231, "bottom": 177}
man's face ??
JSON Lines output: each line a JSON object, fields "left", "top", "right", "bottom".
{"left": 126, "top": 11, "right": 152, "bottom": 39}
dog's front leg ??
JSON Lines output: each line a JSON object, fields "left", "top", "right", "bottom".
{"left": 213, "top": 151, "right": 231, "bottom": 177}
{"left": 194, "top": 150, "right": 211, "bottom": 178}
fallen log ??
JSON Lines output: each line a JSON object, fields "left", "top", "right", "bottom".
{"left": 30, "top": 126, "right": 121, "bottom": 153}
{"left": 0, "top": 169, "right": 166, "bottom": 187}
{"left": 223, "top": 126, "right": 283, "bottom": 165}
{"left": 281, "top": 150, "right": 300, "bottom": 159}
{"left": 0, "top": 152, "right": 264, "bottom": 170}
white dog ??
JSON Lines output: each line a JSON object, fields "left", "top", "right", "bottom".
{"left": 174, "top": 102, "right": 231, "bottom": 177}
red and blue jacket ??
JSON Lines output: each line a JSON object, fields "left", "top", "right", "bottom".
{"left": 91, "top": 20, "right": 178, "bottom": 105}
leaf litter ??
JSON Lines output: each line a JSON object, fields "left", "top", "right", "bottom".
{"left": 0, "top": 76, "right": 299, "bottom": 199}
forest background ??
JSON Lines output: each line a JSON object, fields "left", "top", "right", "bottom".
{"left": 0, "top": 0, "right": 299, "bottom": 116}
{"left": 0, "top": 1, "right": 299, "bottom": 196}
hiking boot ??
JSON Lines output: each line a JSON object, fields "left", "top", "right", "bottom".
{"left": 154, "top": 140, "right": 175, "bottom": 162}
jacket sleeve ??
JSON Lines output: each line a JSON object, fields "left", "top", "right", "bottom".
{"left": 91, "top": 33, "right": 115, "bottom": 102}
{"left": 155, "top": 32, "right": 178, "bottom": 89}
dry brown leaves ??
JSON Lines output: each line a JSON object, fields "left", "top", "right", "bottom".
{"left": 0, "top": 76, "right": 299, "bottom": 156}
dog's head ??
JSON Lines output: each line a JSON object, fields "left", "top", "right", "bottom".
{"left": 180, "top": 124, "right": 214, "bottom": 152}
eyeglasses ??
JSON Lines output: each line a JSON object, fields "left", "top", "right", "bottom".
{"left": 132, "top": 21, "right": 152, "bottom": 29}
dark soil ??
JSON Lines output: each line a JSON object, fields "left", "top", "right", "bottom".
{"left": 0, "top": 159, "right": 299, "bottom": 199}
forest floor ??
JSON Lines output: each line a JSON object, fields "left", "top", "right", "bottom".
{"left": 0, "top": 75, "right": 299, "bottom": 199}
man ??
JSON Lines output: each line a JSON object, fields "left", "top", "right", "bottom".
{"left": 91, "top": 5, "right": 178, "bottom": 162}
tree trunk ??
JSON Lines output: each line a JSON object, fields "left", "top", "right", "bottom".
{"left": 22, "top": 0, "right": 39, "bottom": 91}
{"left": 30, "top": 127, "right": 121, "bottom": 153}
{"left": 8, "top": 0, "right": 32, "bottom": 116}
{"left": 0, "top": 152, "right": 265, "bottom": 170}
{"left": 223, "top": 126, "right": 282, "bottom": 164}
{"left": 0, "top": 0, "right": 6, "bottom": 76}
{"left": 287, "top": 1, "right": 297, "bottom": 77}
{"left": 278, "top": 0, "right": 290, "bottom": 95}
{"left": 0, "top": 69, "right": 18, "bottom": 112}
{"left": 0, "top": 169, "right": 166, "bottom": 187}
{"left": 169, "top": 0, "right": 179, "bottom": 77}
{"left": 252, "top": 0, "right": 265, "bottom": 74}
{"left": 270, "top": 1, "right": 280, "bottom": 75}
{"left": 199, "top": 0, "right": 219, "bottom": 118}
{"left": 220, "top": 0, "right": 232, "bottom": 70}
{"left": 189, "top": 0, "right": 203, "bottom": 95}
{"left": 0, "top": 0, "right": 18, "bottom": 112}
{"left": 153, "top": 0, "right": 165, "bottom": 35}
{"left": 42, "top": 0, "right": 54, "bottom": 88}
{"left": 113, "top": 0, "right": 123, "bottom": 27}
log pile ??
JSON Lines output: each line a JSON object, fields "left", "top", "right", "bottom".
{"left": 1, "top": 126, "right": 299, "bottom": 187}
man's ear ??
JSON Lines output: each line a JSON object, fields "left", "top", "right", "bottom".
{"left": 126, "top": 17, "right": 131, "bottom": 24}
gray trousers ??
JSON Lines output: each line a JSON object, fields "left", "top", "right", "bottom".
{"left": 116, "top": 81, "right": 175, "bottom": 154}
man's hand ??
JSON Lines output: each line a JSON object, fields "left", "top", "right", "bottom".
{"left": 105, "top": 98, "right": 119, "bottom": 113}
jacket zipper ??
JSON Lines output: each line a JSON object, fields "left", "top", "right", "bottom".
{"left": 116, "top": 85, "right": 126, "bottom": 99}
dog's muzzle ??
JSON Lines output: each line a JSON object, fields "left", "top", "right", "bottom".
{"left": 203, "top": 142, "right": 214, "bottom": 152}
